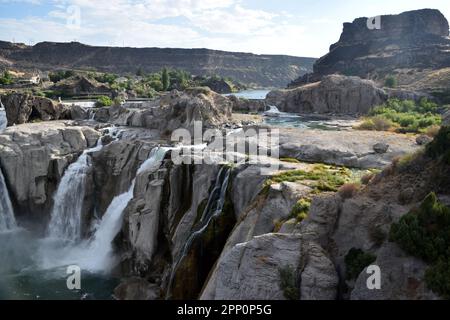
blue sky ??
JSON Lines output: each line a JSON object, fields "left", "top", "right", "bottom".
{"left": 0, "top": 0, "right": 449, "bottom": 57}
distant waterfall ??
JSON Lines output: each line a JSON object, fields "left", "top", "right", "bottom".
{"left": 47, "top": 142, "right": 104, "bottom": 241}
{"left": 166, "top": 166, "right": 231, "bottom": 299}
{"left": 0, "top": 167, "right": 16, "bottom": 232}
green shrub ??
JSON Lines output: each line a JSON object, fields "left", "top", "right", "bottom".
{"left": 49, "top": 70, "right": 75, "bottom": 83}
{"left": 357, "top": 116, "right": 396, "bottom": 131}
{"left": 162, "top": 67, "right": 170, "bottom": 91}
{"left": 345, "top": 248, "right": 377, "bottom": 280}
{"left": 0, "top": 71, "right": 13, "bottom": 85}
{"left": 95, "top": 96, "right": 113, "bottom": 108}
{"left": 426, "top": 126, "right": 450, "bottom": 161}
{"left": 359, "top": 98, "right": 442, "bottom": 133}
{"left": 384, "top": 75, "right": 397, "bottom": 88}
{"left": 390, "top": 192, "right": 450, "bottom": 297}
{"left": 278, "top": 265, "right": 299, "bottom": 300}
{"left": 290, "top": 198, "right": 311, "bottom": 222}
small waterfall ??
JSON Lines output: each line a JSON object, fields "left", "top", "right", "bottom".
{"left": 166, "top": 166, "right": 231, "bottom": 299}
{"left": 47, "top": 142, "right": 104, "bottom": 241}
{"left": 0, "top": 167, "right": 16, "bottom": 232}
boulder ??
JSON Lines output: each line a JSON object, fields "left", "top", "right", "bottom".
{"left": 416, "top": 135, "right": 433, "bottom": 146}
{"left": 373, "top": 143, "right": 389, "bottom": 154}
{"left": 266, "top": 75, "right": 387, "bottom": 115}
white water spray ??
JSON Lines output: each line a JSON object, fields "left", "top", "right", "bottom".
{"left": 0, "top": 167, "right": 16, "bottom": 232}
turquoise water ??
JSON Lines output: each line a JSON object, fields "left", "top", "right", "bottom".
{"left": 0, "top": 229, "right": 119, "bottom": 300}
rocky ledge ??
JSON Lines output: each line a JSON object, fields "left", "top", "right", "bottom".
{"left": 0, "top": 121, "right": 99, "bottom": 223}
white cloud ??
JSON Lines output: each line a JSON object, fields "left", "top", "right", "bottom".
{"left": 0, "top": 0, "right": 317, "bottom": 56}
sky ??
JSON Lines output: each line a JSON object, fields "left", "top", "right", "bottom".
{"left": 0, "top": 0, "right": 449, "bottom": 58}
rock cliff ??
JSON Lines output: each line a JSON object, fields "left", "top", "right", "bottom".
{"left": 0, "top": 41, "right": 316, "bottom": 87}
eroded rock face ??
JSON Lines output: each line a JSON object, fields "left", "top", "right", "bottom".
{"left": 0, "top": 121, "right": 100, "bottom": 222}
{"left": 2, "top": 93, "right": 70, "bottom": 126}
{"left": 443, "top": 110, "right": 450, "bottom": 127}
{"left": 266, "top": 75, "right": 387, "bottom": 115}
{"left": 313, "top": 9, "right": 450, "bottom": 78}
{"left": 93, "top": 88, "right": 232, "bottom": 134}
{"left": 228, "top": 95, "right": 266, "bottom": 113}
{"left": 351, "top": 243, "right": 439, "bottom": 300}
{"left": 201, "top": 233, "right": 304, "bottom": 300}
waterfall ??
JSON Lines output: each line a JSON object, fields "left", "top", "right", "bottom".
{"left": 166, "top": 166, "right": 231, "bottom": 299}
{"left": 0, "top": 167, "right": 16, "bottom": 232}
{"left": 47, "top": 142, "right": 104, "bottom": 241}
{"left": 47, "top": 126, "right": 123, "bottom": 241}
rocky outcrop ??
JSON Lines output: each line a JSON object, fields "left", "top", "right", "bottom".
{"left": 266, "top": 75, "right": 387, "bottom": 114}
{"left": 201, "top": 78, "right": 233, "bottom": 94}
{"left": 0, "top": 40, "right": 316, "bottom": 87}
{"left": 228, "top": 95, "right": 267, "bottom": 113}
{"left": 307, "top": 9, "right": 450, "bottom": 80}
{"left": 51, "top": 76, "right": 112, "bottom": 97}
{"left": 1, "top": 93, "right": 70, "bottom": 126}
{"left": 278, "top": 128, "right": 418, "bottom": 169}
{"left": 94, "top": 88, "right": 233, "bottom": 134}
{"left": 0, "top": 121, "right": 100, "bottom": 223}
{"left": 443, "top": 109, "right": 450, "bottom": 126}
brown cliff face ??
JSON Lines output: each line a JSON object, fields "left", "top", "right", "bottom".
{"left": 290, "top": 9, "right": 450, "bottom": 87}
{"left": 0, "top": 41, "right": 316, "bottom": 88}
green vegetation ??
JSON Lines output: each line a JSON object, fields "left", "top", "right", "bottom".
{"left": 95, "top": 95, "right": 113, "bottom": 107}
{"left": 345, "top": 248, "right": 377, "bottom": 280}
{"left": 280, "top": 157, "right": 301, "bottom": 163}
{"left": 268, "top": 164, "right": 352, "bottom": 193}
{"left": 162, "top": 67, "right": 170, "bottom": 91}
{"left": 0, "top": 71, "right": 13, "bottom": 85}
{"left": 390, "top": 192, "right": 450, "bottom": 298}
{"left": 49, "top": 70, "right": 75, "bottom": 83}
{"left": 357, "top": 98, "right": 441, "bottom": 133}
{"left": 426, "top": 126, "right": 450, "bottom": 164}
{"left": 94, "top": 73, "right": 118, "bottom": 85}
{"left": 384, "top": 75, "right": 397, "bottom": 88}
{"left": 290, "top": 198, "right": 311, "bottom": 222}
{"left": 278, "top": 265, "right": 299, "bottom": 300}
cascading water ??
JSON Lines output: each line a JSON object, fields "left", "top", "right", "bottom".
{"left": 166, "top": 166, "right": 231, "bottom": 299}
{"left": 0, "top": 167, "right": 16, "bottom": 232}
{"left": 47, "top": 127, "right": 123, "bottom": 241}
{"left": 47, "top": 142, "right": 104, "bottom": 241}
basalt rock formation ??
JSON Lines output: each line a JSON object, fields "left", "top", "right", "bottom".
{"left": 0, "top": 41, "right": 316, "bottom": 87}
{"left": 1, "top": 93, "right": 71, "bottom": 125}
{"left": 0, "top": 122, "right": 99, "bottom": 224}
{"left": 93, "top": 88, "right": 233, "bottom": 134}
{"left": 290, "top": 9, "right": 450, "bottom": 91}
{"left": 267, "top": 75, "right": 387, "bottom": 115}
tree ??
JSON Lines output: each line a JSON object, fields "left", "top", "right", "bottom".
{"left": 384, "top": 75, "right": 397, "bottom": 88}
{"left": 0, "top": 71, "right": 13, "bottom": 85}
{"left": 162, "top": 68, "right": 170, "bottom": 91}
